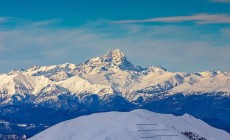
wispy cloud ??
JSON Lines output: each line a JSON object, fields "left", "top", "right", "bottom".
{"left": 114, "top": 13, "right": 230, "bottom": 24}
{"left": 209, "top": 0, "right": 230, "bottom": 3}
{"left": 0, "top": 19, "right": 230, "bottom": 72}
{"left": 31, "top": 19, "right": 62, "bottom": 27}
{"left": 0, "top": 17, "right": 11, "bottom": 24}
{"left": 220, "top": 27, "right": 230, "bottom": 37}
{"left": 0, "top": 17, "right": 62, "bottom": 28}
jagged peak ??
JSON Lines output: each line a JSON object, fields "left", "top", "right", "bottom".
{"left": 102, "top": 49, "right": 136, "bottom": 70}
{"left": 8, "top": 69, "right": 25, "bottom": 75}
{"left": 147, "top": 66, "right": 167, "bottom": 73}
{"left": 104, "top": 49, "right": 125, "bottom": 59}
{"left": 28, "top": 65, "right": 40, "bottom": 70}
{"left": 26, "top": 63, "right": 77, "bottom": 72}
{"left": 83, "top": 49, "right": 137, "bottom": 71}
{"left": 101, "top": 49, "right": 127, "bottom": 65}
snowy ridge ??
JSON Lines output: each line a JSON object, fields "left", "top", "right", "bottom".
{"left": 58, "top": 75, "right": 114, "bottom": 95}
{"left": 29, "top": 109, "right": 230, "bottom": 140}
{"left": 1, "top": 49, "right": 230, "bottom": 104}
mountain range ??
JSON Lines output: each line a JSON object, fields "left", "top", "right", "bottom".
{"left": 0, "top": 49, "right": 229, "bottom": 138}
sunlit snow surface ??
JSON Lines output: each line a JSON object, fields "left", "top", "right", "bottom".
{"left": 30, "top": 109, "right": 230, "bottom": 140}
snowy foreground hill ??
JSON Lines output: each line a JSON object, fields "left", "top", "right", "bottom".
{"left": 30, "top": 110, "right": 230, "bottom": 140}
{"left": 0, "top": 49, "right": 230, "bottom": 138}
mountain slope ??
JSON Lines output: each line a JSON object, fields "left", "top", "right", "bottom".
{"left": 29, "top": 109, "right": 230, "bottom": 140}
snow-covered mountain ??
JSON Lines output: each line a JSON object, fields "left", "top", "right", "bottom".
{"left": 30, "top": 109, "right": 230, "bottom": 140}
{"left": 1, "top": 49, "right": 230, "bottom": 103}
{"left": 0, "top": 49, "right": 230, "bottom": 137}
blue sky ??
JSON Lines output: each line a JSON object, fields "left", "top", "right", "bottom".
{"left": 0, "top": 0, "right": 230, "bottom": 72}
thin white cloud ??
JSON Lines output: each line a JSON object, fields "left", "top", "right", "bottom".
{"left": 0, "top": 20, "right": 230, "bottom": 72}
{"left": 114, "top": 14, "right": 230, "bottom": 24}
{"left": 209, "top": 0, "right": 230, "bottom": 3}
{"left": 31, "top": 19, "right": 62, "bottom": 27}
{"left": 220, "top": 28, "right": 230, "bottom": 37}
{"left": 0, "top": 17, "right": 10, "bottom": 23}
{"left": 0, "top": 17, "right": 62, "bottom": 27}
